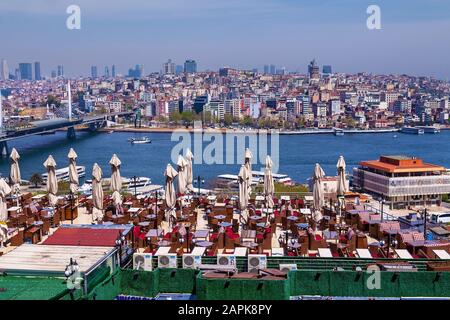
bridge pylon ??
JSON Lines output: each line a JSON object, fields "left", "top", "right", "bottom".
{"left": 67, "top": 126, "right": 76, "bottom": 139}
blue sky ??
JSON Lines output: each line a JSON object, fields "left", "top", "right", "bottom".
{"left": 1, "top": 0, "right": 449, "bottom": 78}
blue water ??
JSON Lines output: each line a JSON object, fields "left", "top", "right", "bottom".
{"left": 0, "top": 130, "right": 448, "bottom": 186}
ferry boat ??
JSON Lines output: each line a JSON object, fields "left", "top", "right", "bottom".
{"left": 416, "top": 126, "right": 440, "bottom": 134}
{"left": 333, "top": 128, "right": 344, "bottom": 136}
{"left": 129, "top": 137, "right": 151, "bottom": 144}
{"left": 79, "top": 176, "right": 151, "bottom": 193}
{"left": 42, "top": 166, "right": 86, "bottom": 182}
{"left": 400, "top": 126, "right": 424, "bottom": 135}
{"left": 215, "top": 171, "right": 293, "bottom": 190}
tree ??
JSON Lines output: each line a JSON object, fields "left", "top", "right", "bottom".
{"left": 29, "top": 173, "right": 43, "bottom": 188}
{"left": 169, "top": 111, "right": 182, "bottom": 124}
{"left": 181, "top": 111, "right": 194, "bottom": 124}
{"left": 46, "top": 95, "right": 60, "bottom": 108}
{"left": 223, "top": 114, "right": 233, "bottom": 126}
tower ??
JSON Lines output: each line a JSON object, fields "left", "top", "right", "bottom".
{"left": 67, "top": 80, "right": 72, "bottom": 121}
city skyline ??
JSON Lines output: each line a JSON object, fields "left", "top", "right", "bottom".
{"left": 1, "top": 0, "right": 450, "bottom": 79}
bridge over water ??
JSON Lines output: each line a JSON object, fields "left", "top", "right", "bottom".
{"left": 0, "top": 111, "right": 134, "bottom": 156}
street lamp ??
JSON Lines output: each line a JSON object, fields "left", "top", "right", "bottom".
{"left": 115, "top": 233, "right": 126, "bottom": 266}
{"left": 132, "top": 175, "right": 138, "bottom": 197}
{"left": 194, "top": 175, "right": 205, "bottom": 196}
{"left": 379, "top": 198, "right": 385, "bottom": 222}
{"left": 423, "top": 208, "right": 428, "bottom": 239}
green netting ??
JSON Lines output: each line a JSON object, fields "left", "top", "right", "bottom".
{"left": 157, "top": 268, "right": 198, "bottom": 294}
{"left": 0, "top": 276, "right": 70, "bottom": 300}
{"left": 119, "top": 269, "right": 158, "bottom": 298}
{"left": 196, "top": 273, "right": 289, "bottom": 300}
{"left": 289, "top": 270, "right": 450, "bottom": 298}
{"left": 86, "top": 270, "right": 121, "bottom": 300}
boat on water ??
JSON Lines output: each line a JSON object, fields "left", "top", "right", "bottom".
{"left": 415, "top": 126, "right": 440, "bottom": 134}
{"left": 400, "top": 127, "right": 425, "bottom": 135}
{"left": 215, "top": 171, "right": 293, "bottom": 191}
{"left": 80, "top": 176, "right": 152, "bottom": 193}
{"left": 333, "top": 128, "right": 345, "bottom": 136}
{"left": 128, "top": 137, "right": 151, "bottom": 144}
{"left": 42, "top": 165, "right": 86, "bottom": 182}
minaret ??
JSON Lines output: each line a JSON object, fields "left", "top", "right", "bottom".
{"left": 67, "top": 80, "right": 72, "bottom": 121}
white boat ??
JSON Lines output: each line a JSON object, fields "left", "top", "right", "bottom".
{"left": 42, "top": 166, "right": 86, "bottom": 182}
{"left": 129, "top": 137, "right": 151, "bottom": 144}
{"left": 216, "top": 171, "right": 293, "bottom": 190}
{"left": 333, "top": 128, "right": 344, "bottom": 136}
{"left": 80, "top": 176, "right": 152, "bottom": 194}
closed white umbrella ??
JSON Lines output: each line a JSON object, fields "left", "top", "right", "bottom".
{"left": 264, "top": 155, "right": 275, "bottom": 209}
{"left": 0, "top": 178, "right": 11, "bottom": 222}
{"left": 92, "top": 163, "right": 104, "bottom": 223}
{"left": 68, "top": 148, "right": 79, "bottom": 194}
{"left": 176, "top": 155, "right": 188, "bottom": 196}
{"left": 9, "top": 148, "right": 21, "bottom": 206}
{"left": 43, "top": 155, "right": 58, "bottom": 207}
{"left": 336, "top": 155, "right": 347, "bottom": 196}
{"left": 244, "top": 148, "right": 253, "bottom": 196}
{"left": 0, "top": 178, "right": 12, "bottom": 246}
{"left": 164, "top": 163, "right": 178, "bottom": 223}
{"left": 238, "top": 164, "right": 249, "bottom": 220}
{"left": 185, "top": 148, "right": 194, "bottom": 192}
{"left": 312, "top": 163, "right": 325, "bottom": 229}
{"left": 109, "top": 154, "right": 122, "bottom": 207}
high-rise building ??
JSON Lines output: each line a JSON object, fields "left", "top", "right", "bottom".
{"left": 175, "top": 65, "right": 183, "bottom": 75}
{"left": 57, "top": 65, "right": 64, "bottom": 77}
{"left": 270, "top": 64, "right": 276, "bottom": 75}
{"left": 263, "top": 65, "right": 270, "bottom": 74}
{"left": 51, "top": 70, "right": 56, "bottom": 78}
{"left": 104, "top": 66, "right": 110, "bottom": 78}
{"left": 19, "top": 63, "right": 33, "bottom": 80}
{"left": 184, "top": 60, "right": 197, "bottom": 74}
{"left": 111, "top": 65, "right": 116, "bottom": 78}
{"left": 163, "top": 59, "right": 175, "bottom": 75}
{"left": 1, "top": 59, "right": 9, "bottom": 80}
{"left": 91, "top": 66, "right": 98, "bottom": 78}
{"left": 34, "top": 62, "right": 41, "bottom": 80}
{"left": 322, "top": 65, "right": 332, "bottom": 75}
{"left": 128, "top": 64, "right": 144, "bottom": 78}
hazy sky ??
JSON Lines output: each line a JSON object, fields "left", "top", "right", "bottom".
{"left": 1, "top": 0, "right": 449, "bottom": 78}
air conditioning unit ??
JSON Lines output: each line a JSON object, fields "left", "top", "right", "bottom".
{"left": 217, "top": 254, "right": 236, "bottom": 267}
{"left": 247, "top": 254, "right": 267, "bottom": 273}
{"left": 279, "top": 263, "right": 298, "bottom": 273}
{"left": 133, "top": 253, "right": 153, "bottom": 271}
{"left": 182, "top": 254, "right": 202, "bottom": 269}
{"left": 158, "top": 254, "right": 178, "bottom": 268}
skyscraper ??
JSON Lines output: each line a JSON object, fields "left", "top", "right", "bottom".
{"left": 1, "top": 59, "right": 9, "bottom": 80}
{"left": 104, "top": 66, "right": 110, "bottom": 78}
{"left": 91, "top": 66, "right": 98, "bottom": 78}
{"left": 322, "top": 65, "right": 332, "bottom": 75}
{"left": 111, "top": 65, "right": 116, "bottom": 78}
{"left": 175, "top": 65, "right": 183, "bottom": 75}
{"left": 19, "top": 63, "right": 33, "bottom": 80}
{"left": 163, "top": 59, "right": 175, "bottom": 75}
{"left": 184, "top": 60, "right": 197, "bottom": 73}
{"left": 57, "top": 65, "right": 64, "bottom": 77}
{"left": 263, "top": 65, "right": 270, "bottom": 74}
{"left": 34, "top": 62, "right": 41, "bottom": 80}
{"left": 270, "top": 64, "right": 276, "bottom": 75}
